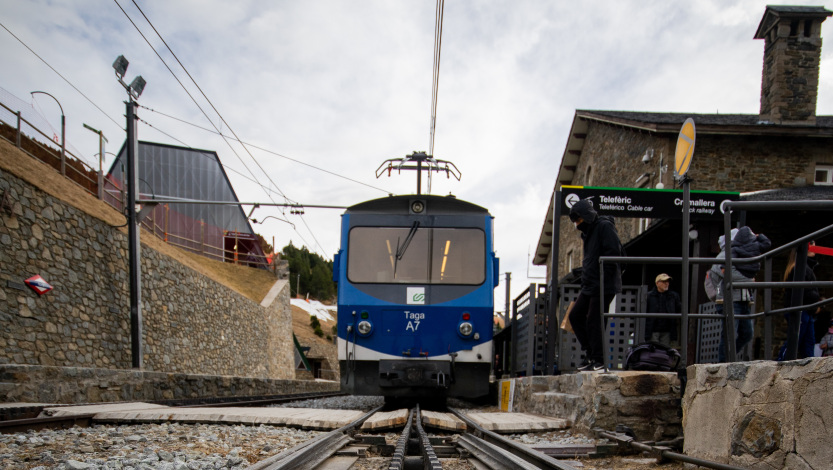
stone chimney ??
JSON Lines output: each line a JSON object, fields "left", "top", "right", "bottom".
{"left": 755, "top": 6, "right": 832, "bottom": 124}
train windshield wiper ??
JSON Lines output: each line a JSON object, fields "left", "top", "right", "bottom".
{"left": 394, "top": 222, "right": 420, "bottom": 277}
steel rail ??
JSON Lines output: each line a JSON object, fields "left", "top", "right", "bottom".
{"left": 0, "top": 413, "right": 96, "bottom": 434}
{"left": 457, "top": 433, "right": 544, "bottom": 470}
{"left": 387, "top": 408, "right": 414, "bottom": 470}
{"left": 596, "top": 429, "right": 747, "bottom": 470}
{"left": 247, "top": 404, "right": 383, "bottom": 470}
{"left": 449, "top": 408, "right": 579, "bottom": 470}
{"left": 415, "top": 406, "right": 444, "bottom": 470}
{"left": 156, "top": 391, "right": 346, "bottom": 408}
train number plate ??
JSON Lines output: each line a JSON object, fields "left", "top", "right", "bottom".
{"left": 383, "top": 310, "right": 428, "bottom": 335}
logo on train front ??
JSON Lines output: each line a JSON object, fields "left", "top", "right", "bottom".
{"left": 407, "top": 287, "right": 425, "bottom": 305}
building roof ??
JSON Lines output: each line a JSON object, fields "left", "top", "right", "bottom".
{"left": 533, "top": 109, "right": 833, "bottom": 266}
{"left": 754, "top": 5, "right": 832, "bottom": 39}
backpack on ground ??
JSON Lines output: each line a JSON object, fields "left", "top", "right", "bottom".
{"left": 624, "top": 341, "right": 681, "bottom": 371}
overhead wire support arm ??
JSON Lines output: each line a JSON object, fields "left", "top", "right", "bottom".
{"left": 375, "top": 151, "right": 461, "bottom": 195}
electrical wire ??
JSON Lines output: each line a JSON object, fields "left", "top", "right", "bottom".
{"left": 135, "top": 116, "right": 285, "bottom": 200}
{"left": 128, "top": 0, "right": 292, "bottom": 204}
{"left": 116, "top": 0, "right": 344, "bottom": 255}
{"left": 114, "top": 1, "right": 335, "bottom": 256}
{"left": 0, "top": 21, "right": 124, "bottom": 131}
{"left": 299, "top": 214, "right": 328, "bottom": 257}
{"left": 111, "top": 1, "right": 282, "bottom": 202}
{"left": 428, "top": 0, "right": 444, "bottom": 193}
{"left": 138, "top": 104, "right": 391, "bottom": 194}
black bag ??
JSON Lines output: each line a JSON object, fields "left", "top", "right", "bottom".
{"left": 624, "top": 341, "right": 681, "bottom": 371}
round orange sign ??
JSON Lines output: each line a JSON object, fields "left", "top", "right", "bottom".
{"left": 675, "top": 118, "right": 696, "bottom": 177}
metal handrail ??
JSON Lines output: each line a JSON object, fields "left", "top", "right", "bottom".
{"left": 0, "top": 101, "right": 97, "bottom": 186}
{"left": 3, "top": 98, "right": 275, "bottom": 272}
{"left": 599, "top": 217, "right": 833, "bottom": 366}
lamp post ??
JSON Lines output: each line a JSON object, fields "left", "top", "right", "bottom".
{"left": 83, "top": 124, "right": 108, "bottom": 200}
{"left": 30, "top": 91, "right": 65, "bottom": 176}
{"left": 113, "top": 54, "right": 147, "bottom": 370}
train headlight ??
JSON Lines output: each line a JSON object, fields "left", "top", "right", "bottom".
{"left": 458, "top": 321, "right": 473, "bottom": 337}
{"left": 357, "top": 320, "right": 373, "bottom": 336}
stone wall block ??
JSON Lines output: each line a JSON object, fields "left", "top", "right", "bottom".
{"left": 1, "top": 152, "right": 297, "bottom": 384}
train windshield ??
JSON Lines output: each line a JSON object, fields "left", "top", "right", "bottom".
{"left": 348, "top": 226, "right": 485, "bottom": 284}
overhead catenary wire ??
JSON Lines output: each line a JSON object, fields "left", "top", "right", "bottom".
{"left": 0, "top": 21, "right": 124, "bottom": 132}
{"left": 126, "top": 0, "right": 292, "bottom": 204}
{"left": 111, "top": 0, "right": 287, "bottom": 204}
{"left": 428, "top": 0, "right": 444, "bottom": 193}
{"left": 138, "top": 104, "right": 391, "bottom": 194}
{"left": 114, "top": 0, "right": 339, "bottom": 256}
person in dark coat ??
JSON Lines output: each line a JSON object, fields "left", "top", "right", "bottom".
{"left": 708, "top": 226, "right": 771, "bottom": 362}
{"left": 568, "top": 198, "right": 622, "bottom": 372}
{"left": 778, "top": 241, "right": 821, "bottom": 360}
{"left": 645, "top": 273, "right": 681, "bottom": 346}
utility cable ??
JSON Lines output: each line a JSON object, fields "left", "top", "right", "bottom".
{"left": 128, "top": 0, "right": 292, "bottom": 203}
{"left": 112, "top": 0, "right": 290, "bottom": 205}
{"left": 299, "top": 213, "right": 328, "bottom": 257}
{"left": 135, "top": 116, "right": 285, "bottom": 200}
{"left": 117, "top": 0, "right": 339, "bottom": 255}
{"left": 0, "top": 21, "right": 123, "bottom": 131}
{"left": 428, "top": 0, "right": 444, "bottom": 193}
{"left": 114, "top": 1, "right": 335, "bottom": 255}
{"left": 138, "top": 104, "right": 391, "bottom": 194}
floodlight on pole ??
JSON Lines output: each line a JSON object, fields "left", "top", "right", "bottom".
{"left": 30, "top": 91, "right": 66, "bottom": 176}
{"left": 112, "top": 55, "right": 129, "bottom": 79}
{"left": 113, "top": 54, "right": 145, "bottom": 369}
{"left": 113, "top": 55, "right": 146, "bottom": 100}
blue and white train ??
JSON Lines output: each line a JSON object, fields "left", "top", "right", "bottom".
{"left": 333, "top": 194, "right": 499, "bottom": 399}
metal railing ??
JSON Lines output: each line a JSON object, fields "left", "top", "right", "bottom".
{"left": 1, "top": 98, "right": 274, "bottom": 271}
{"left": 0, "top": 101, "right": 99, "bottom": 196}
{"left": 600, "top": 201, "right": 833, "bottom": 367}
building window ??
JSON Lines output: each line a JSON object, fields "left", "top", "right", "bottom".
{"left": 567, "top": 249, "right": 573, "bottom": 272}
{"left": 815, "top": 165, "right": 833, "bottom": 186}
{"left": 638, "top": 218, "right": 650, "bottom": 234}
{"left": 585, "top": 166, "right": 593, "bottom": 186}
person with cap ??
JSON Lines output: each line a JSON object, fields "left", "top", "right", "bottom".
{"left": 645, "top": 273, "right": 682, "bottom": 347}
{"left": 568, "top": 198, "right": 623, "bottom": 372}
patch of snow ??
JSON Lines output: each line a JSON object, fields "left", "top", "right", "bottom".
{"left": 291, "top": 298, "right": 337, "bottom": 322}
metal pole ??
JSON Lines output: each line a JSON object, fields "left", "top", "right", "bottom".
{"left": 60, "top": 114, "right": 66, "bottom": 176}
{"left": 723, "top": 207, "right": 737, "bottom": 362}
{"left": 30, "top": 92, "right": 65, "bottom": 175}
{"left": 98, "top": 131, "right": 104, "bottom": 199}
{"left": 547, "top": 190, "right": 562, "bottom": 374}
{"left": 126, "top": 99, "right": 143, "bottom": 369}
{"left": 504, "top": 272, "right": 511, "bottom": 325}
{"left": 764, "top": 258, "right": 772, "bottom": 360}
{"left": 416, "top": 160, "right": 422, "bottom": 195}
{"left": 680, "top": 177, "right": 690, "bottom": 368}
{"left": 785, "top": 242, "right": 808, "bottom": 360}
{"left": 15, "top": 111, "right": 21, "bottom": 147}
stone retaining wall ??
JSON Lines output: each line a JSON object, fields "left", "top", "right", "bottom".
{"left": 683, "top": 358, "right": 833, "bottom": 469}
{"left": 0, "top": 365, "right": 338, "bottom": 403}
{"left": 0, "top": 154, "right": 295, "bottom": 383}
{"left": 508, "top": 371, "right": 682, "bottom": 441}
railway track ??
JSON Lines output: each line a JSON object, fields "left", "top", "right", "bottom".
{"left": 0, "top": 396, "right": 746, "bottom": 469}
{"left": 0, "top": 391, "right": 345, "bottom": 435}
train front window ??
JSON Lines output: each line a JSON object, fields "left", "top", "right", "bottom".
{"left": 348, "top": 227, "right": 485, "bottom": 284}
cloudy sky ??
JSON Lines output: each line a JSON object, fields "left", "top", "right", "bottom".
{"left": 1, "top": 0, "right": 831, "bottom": 313}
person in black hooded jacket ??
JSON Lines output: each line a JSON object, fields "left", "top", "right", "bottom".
{"left": 568, "top": 198, "right": 622, "bottom": 372}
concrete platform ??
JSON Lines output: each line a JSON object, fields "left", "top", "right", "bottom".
{"left": 40, "top": 403, "right": 365, "bottom": 430}
{"left": 466, "top": 412, "right": 569, "bottom": 433}
{"left": 360, "top": 408, "right": 409, "bottom": 430}
{"left": 421, "top": 411, "right": 466, "bottom": 431}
